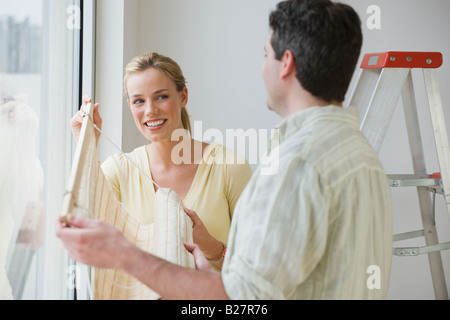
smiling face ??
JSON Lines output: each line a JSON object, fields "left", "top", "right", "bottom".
{"left": 126, "top": 67, "right": 188, "bottom": 143}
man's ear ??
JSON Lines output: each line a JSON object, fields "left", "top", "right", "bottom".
{"left": 279, "top": 50, "right": 296, "bottom": 79}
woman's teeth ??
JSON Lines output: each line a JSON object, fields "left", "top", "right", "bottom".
{"left": 145, "top": 119, "right": 166, "bottom": 127}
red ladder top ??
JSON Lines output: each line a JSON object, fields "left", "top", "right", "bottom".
{"left": 360, "top": 51, "right": 443, "bottom": 69}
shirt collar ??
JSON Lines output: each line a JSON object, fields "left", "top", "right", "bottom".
{"left": 269, "top": 105, "right": 360, "bottom": 150}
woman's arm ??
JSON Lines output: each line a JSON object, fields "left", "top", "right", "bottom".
{"left": 184, "top": 208, "right": 226, "bottom": 269}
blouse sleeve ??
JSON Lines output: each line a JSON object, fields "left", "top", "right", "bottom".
{"left": 223, "top": 149, "right": 253, "bottom": 217}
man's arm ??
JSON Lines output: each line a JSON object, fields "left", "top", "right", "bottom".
{"left": 121, "top": 241, "right": 229, "bottom": 300}
{"left": 55, "top": 215, "right": 230, "bottom": 300}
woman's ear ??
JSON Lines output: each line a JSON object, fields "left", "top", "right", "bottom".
{"left": 180, "top": 86, "right": 188, "bottom": 108}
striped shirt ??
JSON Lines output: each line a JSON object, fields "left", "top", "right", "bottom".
{"left": 221, "top": 105, "right": 393, "bottom": 299}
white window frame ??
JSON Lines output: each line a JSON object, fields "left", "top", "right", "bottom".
{"left": 74, "top": 0, "right": 96, "bottom": 300}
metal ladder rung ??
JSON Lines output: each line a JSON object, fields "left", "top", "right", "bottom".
{"left": 388, "top": 174, "right": 441, "bottom": 188}
{"left": 393, "top": 242, "right": 450, "bottom": 257}
{"left": 394, "top": 229, "right": 424, "bottom": 242}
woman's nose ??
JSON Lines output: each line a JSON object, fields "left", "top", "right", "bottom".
{"left": 144, "top": 101, "right": 158, "bottom": 116}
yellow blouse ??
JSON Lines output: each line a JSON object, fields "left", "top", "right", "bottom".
{"left": 101, "top": 143, "right": 252, "bottom": 245}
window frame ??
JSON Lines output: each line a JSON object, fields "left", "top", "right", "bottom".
{"left": 73, "top": 0, "right": 96, "bottom": 300}
{"left": 4, "top": 0, "right": 96, "bottom": 300}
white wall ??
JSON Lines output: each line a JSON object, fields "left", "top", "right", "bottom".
{"left": 134, "top": 0, "right": 281, "bottom": 160}
{"left": 95, "top": 0, "right": 126, "bottom": 161}
{"left": 95, "top": 0, "right": 450, "bottom": 299}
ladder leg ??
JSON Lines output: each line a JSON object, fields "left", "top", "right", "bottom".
{"left": 360, "top": 68, "right": 410, "bottom": 153}
{"left": 417, "top": 187, "right": 449, "bottom": 299}
{"left": 348, "top": 68, "right": 382, "bottom": 122}
{"left": 402, "top": 72, "right": 449, "bottom": 299}
{"left": 423, "top": 69, "right": 450, "bottom": 217}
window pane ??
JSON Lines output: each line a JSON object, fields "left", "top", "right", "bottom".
{"left": 0, "top": 0, "right": 42, "bottom": 112}
{"left": 0, "top": 0, "right": 81, "bottom": 299}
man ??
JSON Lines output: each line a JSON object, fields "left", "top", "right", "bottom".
{"left": 57, "top": 0, "right": 393, "bottom": 299}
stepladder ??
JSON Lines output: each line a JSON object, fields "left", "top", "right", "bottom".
{"left": 347, "top": 51, "right": 450, "bottom": 299}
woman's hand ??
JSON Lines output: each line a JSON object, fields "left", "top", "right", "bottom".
{"left": 184, "top": 208, "right": 225, "bottom": 269}
{"left": 70, "top": 95, "right": 102, "bottom": 145}
{"left": 183, "top": 243, "right": 215, "bottom": 272}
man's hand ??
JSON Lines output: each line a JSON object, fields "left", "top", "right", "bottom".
{"left": 55, "top": 215, "right": 131, "bottom": 270}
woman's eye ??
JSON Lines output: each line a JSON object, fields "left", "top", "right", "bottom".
{"left": 133, "top": 99, "right": 144, "bottom": 104}
{"left": 157, "top": 95, "right": 168, "bottom": 101}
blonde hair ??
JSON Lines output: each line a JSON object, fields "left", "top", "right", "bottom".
{"left": 124, "top": 52, "right": 191, "bottom": 135}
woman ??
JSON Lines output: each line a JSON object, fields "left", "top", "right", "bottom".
{"left": 71, "top": 52, "right": 252, "bottom": 299}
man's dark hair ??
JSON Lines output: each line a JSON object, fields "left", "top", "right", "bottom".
{"left": 269, "top": 0, "right": 362, "bottom": 103}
